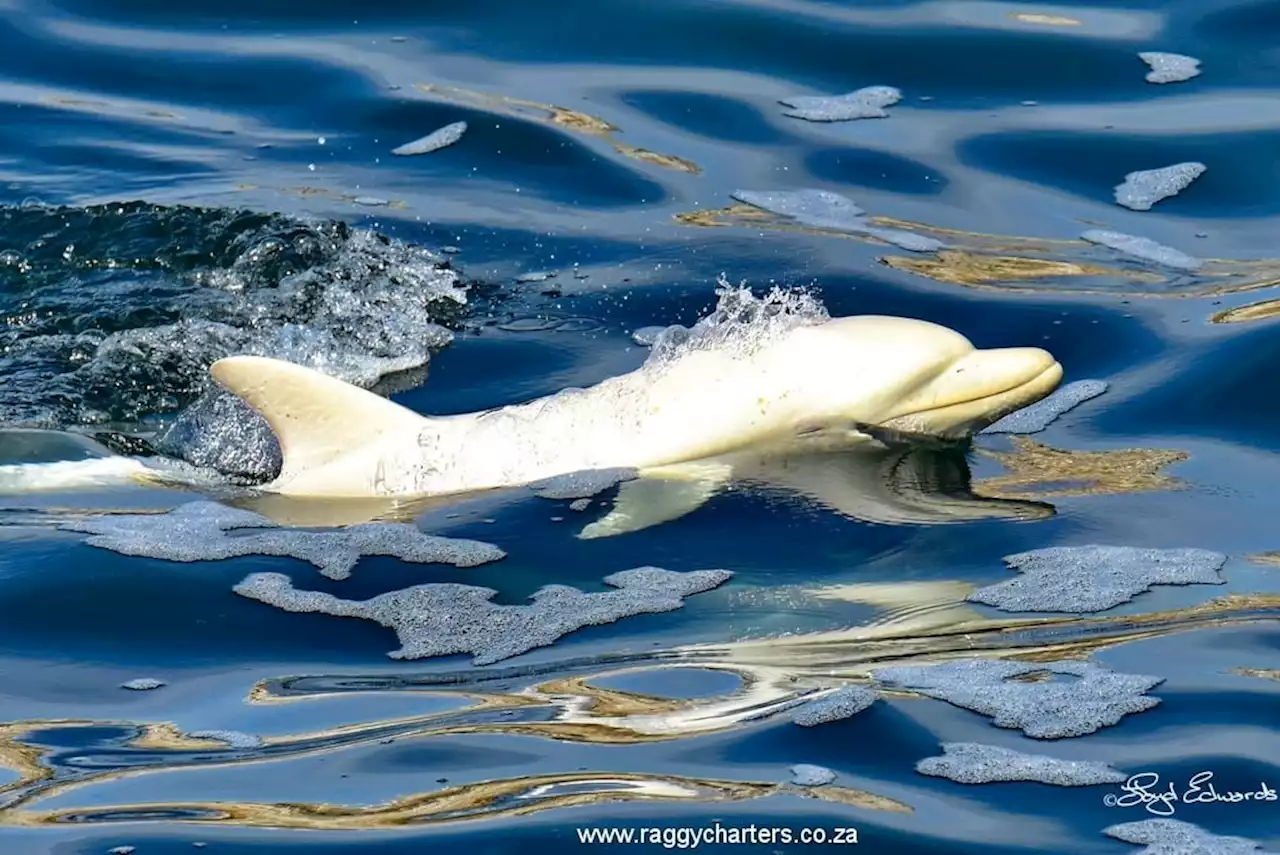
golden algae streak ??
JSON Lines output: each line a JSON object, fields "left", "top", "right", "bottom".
{"left": 234, "top": 82, "right": 701, "bottom": 205}
{"left": 1211, "top": 297, "right": 1280, "bottom": 324}
{"left": 40, "top": 95, "right": 183, "bottom": 123}
{"left": 974, "top": 437, "right": 1189, "bottom": 500}
{"left": 0, "top": 721, "right": 63, "bottom": 792}
{"left": 127, "top": 725, "right": 230, "bottom": 752}
{"left": 530, "top": 676, "right": 691, "bottom": 717}
{"left": 887, "top": 252, "right": 1280, "bottom": 301}
{"left": 881, "top": 251, "right": 1133, "bottom": 287}
{"left": 6, "top": 770, "right": 911, "bottom": 830}
{"left": 673, "top": 204, "right": 1280, "bottom": 301}
{"left": 1230, "top": 668, "right": 1280, "bottom": 681}
{"left": 673, "top": 204, "right": 775, "bottom": 229}
{"left": 412, "top": 84, "right": 701, "bottom": 175}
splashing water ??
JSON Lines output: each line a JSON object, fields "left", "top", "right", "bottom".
{"left": 0, "top": 201, "right": 469, "bottom": 477}
{"left": 644, "top": 275, "right": 829, "bottom": 368}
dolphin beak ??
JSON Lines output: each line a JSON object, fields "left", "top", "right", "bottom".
{"left": 880, "top": 347, "right": 1063, "bottom": 435}
{"left": 945, "top": 347, "right": 1062, "bottom": 405}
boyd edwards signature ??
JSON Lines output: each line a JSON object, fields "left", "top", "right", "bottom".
{"left": 1104, "top": 772, "right": 1278, "bottom": 816}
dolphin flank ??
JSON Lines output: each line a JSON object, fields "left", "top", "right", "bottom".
{"left": 207, "top": 314, "right": 1063, "bottom": 501}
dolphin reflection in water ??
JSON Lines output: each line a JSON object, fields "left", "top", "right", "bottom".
{"left": 0, "top": 314, "right": 1063, "bottom": 535}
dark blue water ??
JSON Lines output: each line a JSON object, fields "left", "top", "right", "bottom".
{"left": 2, "top": 0, "right": 1279, "bottom": 853}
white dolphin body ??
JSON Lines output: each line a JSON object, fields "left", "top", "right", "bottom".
{"left": 207, "top": 315, "right": 1063, "bottom": 511}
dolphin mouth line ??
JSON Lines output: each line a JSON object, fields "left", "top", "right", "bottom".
{"left": 886, "top": 361, "right": 1064, "bottom": 425}
{"left": 851, "top": 422, "right": 969, "bottom": 449}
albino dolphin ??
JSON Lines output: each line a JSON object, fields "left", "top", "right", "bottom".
{"left": 205, "top": 315, "right": 1063, "bottom": 517}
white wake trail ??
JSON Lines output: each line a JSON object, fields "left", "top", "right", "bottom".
{"left": 0, "top": 457, "right": 159, "bottom": 493}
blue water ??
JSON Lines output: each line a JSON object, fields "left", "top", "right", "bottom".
{"left": 2, "top": 0, "right": 1279, "bottom": 853}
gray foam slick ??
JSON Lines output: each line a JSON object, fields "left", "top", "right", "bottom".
{"left": 59, "top": 501, "right": 506, "bottom": 581}
{"left": 185, "top": 729, "right": 263, "bottom": 749}
{"left": 872, "top": 659, "right": 1164, "bottom": 739}
{"left": 233, "top": 566, "right": 733, "bottom": 665}
{"left": 916, "top": 742, "right": 1126, "bottom": 786}
{"left": 1080, "top": 230, "right": 1202, "bottom": 271}
{"left": 967, "top": 545, "right": 1227, "bottom": 614}
{"left": 514, "top": 271, "right": 555, "bottom": 283}
{"left": 1115, "top": 163, "right": 1206, "bottom": 211}
{"left": 529, "top": 467, "right": 639, "bottom": 500}
{"left": 779, "top": 86, "right": 902, "bottom": 122}
{"left": 1105, "top": 819, "right": 1277, "bottom": 855}
{"left": 789, "top": 763, "right": 837, "bottom": 786}
{"left": 730, "top": 189, "right": 944, "bottom": 253}
{"left": 791, "top": 685, "right": 877, "bottom": 726}
{"left": 1138, "top": 52, "right": 1202, "bottom": 84}
{"left": 120, "top": 678, "right": 165, "bottom": 691}
{"left": 980, "top": 379, "right": 1108, "bottom": 434}
{"left": 392, "top": 120, "right": 467, "bottom": 156}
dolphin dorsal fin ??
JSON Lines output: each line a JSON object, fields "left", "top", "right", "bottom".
{"left": 210, "top": 355, "right": 428, "bottom": 483}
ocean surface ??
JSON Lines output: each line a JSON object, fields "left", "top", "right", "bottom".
{"left": 1, "top": 0, "right": 1279, "bottom": 853}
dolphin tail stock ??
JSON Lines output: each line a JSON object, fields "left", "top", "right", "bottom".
{"left": 209, "top": 355, "right": 430, "bottom": 487}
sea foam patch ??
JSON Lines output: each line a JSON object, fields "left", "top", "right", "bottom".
{"left": 916, "top": 742, "right": 1126, "bottom": 786}
{"left": 1080, "top": 230, "right": 1202, "bottom": 271}
{"left": 529, "top": 467, "right": 639, "bottom": 500}
{"left": 185, "top": 729, "right": 263, "bottom": 749}
{"left": 1114, "top": 163, "right": 1206, "bottom": 211}
{"left": 779, "top": 86, "right": 902, "bottom": 122}
{"left": 730, "top": 189, "right": 945, "bottom": 253}
{"left": 733, "top": 188, "right": 866, "bottom": 230}
{"left": 392, "top": 120, "right": 468, "bottom": 156}
{"left": 233, "top": 566, "right": 733, "bottom": 664}
{"left": 59, "top": 501, "right": 506, "bottom": 581}
{"left": 1137, "top": 52, "right": 1202, "bottom": 84}
{"left": 121, "top": 678, "right": 165, "bottom": 691}
{"left": 980, "top": 379, "right": 1108, "bottom": 434}
{"left": 791, "top": 685, "right": 878, "bottom": 726}
{"left": 1105, "top": 819, "right": 1277, "bottom": 855}
{"left": 789, "top": 763, "right": 837, "bottom": 786}
{"left": 967, "top": 545, "right": 1227, "bottom": 614}
{"left": 873, "top": 659, "right": 1164, "bottom": 739}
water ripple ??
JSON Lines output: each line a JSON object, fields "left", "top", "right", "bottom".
{"left": 3, "top": 0, "right": 1280, "bottom": 851}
